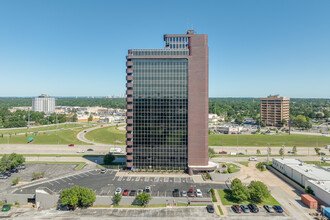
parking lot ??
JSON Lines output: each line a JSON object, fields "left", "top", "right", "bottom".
{"left": 1, "top": 163, "right": 86, "bottom": 201}
{"left": 14, "top": 169, "right": 226, "bottom": 198}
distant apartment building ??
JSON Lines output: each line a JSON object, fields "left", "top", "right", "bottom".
{"left": 125, "top": 30, "right": 216, "bottom": 174}
{"left": 32, "top": 94, "right": 55, "bottom": 114}
{"left": 260, "top": 95, "right": 290, "bottom": 126}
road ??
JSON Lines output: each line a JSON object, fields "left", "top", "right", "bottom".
{"left": 0, "top": 144, "right": 126, "bottom": 155}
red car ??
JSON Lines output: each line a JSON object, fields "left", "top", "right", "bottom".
{"left": 219, "top": 151, "right": 227, "bottom": 154}
{"left": 68, "top": 144, "right": 74, "bottom": 147}
{"left": 232, "top": 205, "right": 243, "bottom": 213}
{"left": 187, "top": 188, "right": 195, "bottom": 197}
{"left": 122, "top": 189, "right": 130, "bottom": 196}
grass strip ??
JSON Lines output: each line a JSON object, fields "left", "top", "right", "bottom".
{"left": 217, "top": 205, "right": 224, "bottom": 215}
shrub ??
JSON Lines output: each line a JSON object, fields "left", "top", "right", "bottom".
{"left": 12, "top": 177, "right": 20, "bottom": 185}
{"left": 256, "top": 162, "right": 266, "bottom": 171}
{"left": 305, "top": 186, "right": 315, "bottom": 195}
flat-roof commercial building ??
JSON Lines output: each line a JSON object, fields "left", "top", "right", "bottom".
{"left": 32, "top": 94, "right": 55, "bottom": 114}
{"left": 125, "top": 30, "right": 216, "bottom": 174}
{"left": 260, "top": 95, "right": 290, "bottom": 126}
{"left": 272, "top": 158, "right": 330, "bottom": 206}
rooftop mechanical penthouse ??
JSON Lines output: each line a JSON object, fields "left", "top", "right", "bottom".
{"left": 125, "top": 30, "right": 216, "bottom": 175}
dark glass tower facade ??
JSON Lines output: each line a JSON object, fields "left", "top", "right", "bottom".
{"left": 126, "top": 31, "right": 215, "bottom": 174}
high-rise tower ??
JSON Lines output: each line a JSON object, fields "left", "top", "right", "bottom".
{"left": 125, "top": 30, "right": 216, "bottom": 174}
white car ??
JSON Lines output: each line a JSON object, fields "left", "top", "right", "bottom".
{"left": 249, "top": 157, "right": 257, "bottom": 161}
{"left": 181, "top": 190, "right": 187, "bottom": 197}
{"left": 115, "top": 187, "right": 122, "bottom": 195}
{"left": 196, "top": 189, "right": 203, "bottom": 197}
{"left": 76, "top": 150, "right": 85, "bottom": 153}
{"left": 137, "top": 189, "right": 143, "bottom": 194}
{"left": 322, "top": 157, "right": 330, "bottom": 161}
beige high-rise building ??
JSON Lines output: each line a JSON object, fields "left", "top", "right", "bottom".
{"left": 260, "top": 95, "right": 290, "bottom": 126}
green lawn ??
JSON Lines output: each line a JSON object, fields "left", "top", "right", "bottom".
{"left": 25, "top": 161, "right": 86, "bottom": 170}
{"left": 218, "top": 189, "right": 280, "bottom": 206}
{"left": 304, "top": 161, "right": 330, "bottom": 166}
{"left": 237, "top": 162, "right": 249, "bottom": 167}
{"left": 0, "top": 123, "right": 88, "bottom": 135}
{"left": 85, "top": 126, "right": 126, "bottom": 145}
{"left": 0, "top": 127, "right": 92, "bottom": 145}
{"left": 83, "top": 126, "right": 330, "bottom": 147}
{"left": 209, "top": 134, "right": 330, "bottom": 147}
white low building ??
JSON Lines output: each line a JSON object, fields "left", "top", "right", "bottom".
{"left": 272, "top": 158, "right": 330, "bottom": 205}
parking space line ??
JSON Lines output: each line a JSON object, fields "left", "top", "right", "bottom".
{"left": 55, "top": 180, "right": 60, "bottom": 184}
{"left": 72, "top": 175, "right": 78, "bottom": 179}
{"left": 66, "top": 177, "right": 72, "bottom": 181}
{"left": 145, "top": 177, "right": 149, "bottom": 182}
{"left": 131, "top": 177, "right": 135, "bottom": 181}
{"left": 174, "top": 177, "right": 181, "bottom": 183}
{"left": 135, "top": 177, "right": 140, "bottom": 181}
{"left": 127, "top": 177, "right": 131, "bottom": 181}
{"left": 164, "top": 177, "right": 169, "bottom": 182}
{"left": 61, "top": 179, "right": 66, "bottom": 182}
{"left": 48, "top": 182, "right": 54, "bottom": 186}
{"left": 82, "top": 173, "right": 89, "bottom": 177}
{"left": 154, "top": 177, "right": 159, "bottom": 182}
{"left": 118, "top": 177, "right": 122, "bottom": 181}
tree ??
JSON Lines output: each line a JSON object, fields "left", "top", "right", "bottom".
{"left": 135, "top": 192, "right": 151, "bottom": 206}
{"left": 248, "top": 181, "right": 270, "bottom": 203}
{"left": 60, "top": 186, "right": 96, "bottom": 208}
{"left": 113, "top": 193, "right": 122, "bottom": 205}
{"left": 292, "top": 146, "right": 297, "bottom": 155}
{"left": 314, "top": 147, "right": 321, "bottom": 155}
{"left": 208, "top": 147, "right": 215, "bottom": 158}
{"left": 72, "top": 113, "right": 78, "bottom": 122}
{"left": 279, "top": 148, "right": 284, "bottom": 157}
{"left": 305, "top": 186, "right": 315, "bottom": 195}
{"left": 293, "top": 115, "right": 307, "bottom": 128}
{"left": 256, "top": 149, "right": 261, "bottom": 155}
{"left": 231, "top": 178, "right": 249, "bottom": 202}
{"left": 88, "top": 115, "right": 93, "bottom": 122}
{"left": 12, "top": 177, "right": 20, "bottom": 185}
{"left": 103, "top": 153, "right": 115, "bottom": 165}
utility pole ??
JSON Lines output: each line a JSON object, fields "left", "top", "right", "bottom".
{"left": 267, "top": 143, "right": 270, "bottom": 164}
{"left": 28, "top": 109, "right": 30, "bottom": 129}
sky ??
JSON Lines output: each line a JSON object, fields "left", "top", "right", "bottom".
{"left": 0, "top": 0, "right": 329, "bottom": 98}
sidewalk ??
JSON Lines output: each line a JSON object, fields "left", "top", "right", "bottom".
{"left": 213, "top": 189, "right": 228, "bottom": 216}
{"left": 116, "top": 172, "right": 191, "bottom": 178}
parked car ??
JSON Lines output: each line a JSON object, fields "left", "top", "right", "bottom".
{"left": 137, "top": 189, "right": 143, "bottom": 194}
{"left": 1, "top": 204, "right": 11, "bottom": 212}
{"left": 56, "top": 204, "right": 69, "bottom": 211}
{"left": 322, "top": 157, "right": 330, "bottom": 161}
{"left": 273, "top": 205, "right": 283, "bottom": 213}
{"left": 219, "top": 151, "right": 227, "bottom": 154}
{"left": 240, "top": 204, "right": 250, "bottom": 213}
{"left": 87, "top": 149, "right": 94, "bottom": 151}
{"left": 206, "top": 205, "right": 215, "bottom": 213}
{"left": 145, "top": 186, "right": 151, "bottom": 193}
{"left": 181, "top": 190, "right": 187, "bottom": 197}
{"left": 173, "top": 189, "right": 180, "bottom": 197}
{"left": 187, "top": 188, "right": 195, "bottom": 197}
{"left": 238, "top": 153, "right": 244, "bottom": 155}
{"left": 0, "top": 175, "right": 8, "bottom": 179}
{"left": 232, "top": 205, "right": 243, "bottom": 213}
{"left": 129, "top": 190, "right": 136, "bottom": 196}
{"left": 76, "top": 150, "right": 85, "bottom": 153}
{"left": 10, "top": 169, "right": 18, "bottom": 173}
{"left": 319, "top": 152, "right": 326, "bottom": 156}
{"left": 248, "top": 203, "right": 259, "bottom": 213}
{"left": 115, "top": 187, "right": 122, "bottom": 195}
{"left": 249, "top": 157, "right": 257, "bottom": 161}
{"left": 122, "top": 189, "right": 130, "bottom": 196}
{"left": 100, "top": 168, "right": 106, "bottom": 174}
{"left": 287, "top": 151, "right": 294, "bottom": 154}
{"left": 196, "top": 189, "right": 203, "bottom": 197}
{"left": 16, "top": 165, "right": 25, "bottom": 170}
{"left": 4, "top": 172, "right": 11, "bottom": 177}
{"left": 264, "top": 204, "right": 275, "bottom": 213}
{"left": 68, "top": 144, "right": 74, "bottom": 147}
